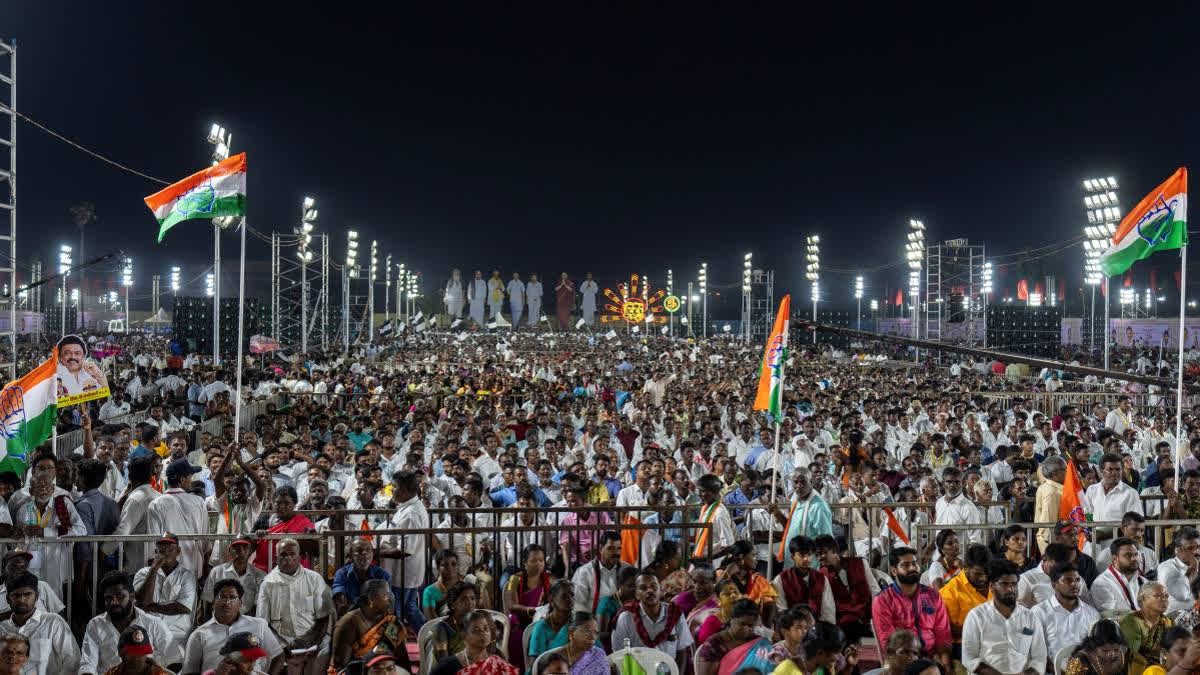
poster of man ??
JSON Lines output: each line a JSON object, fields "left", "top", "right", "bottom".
{"left": 55, "top": 334, "right": 109, "bottom": 407}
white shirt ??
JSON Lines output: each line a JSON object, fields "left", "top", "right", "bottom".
{"left": 1158, "top": 556, "right": 1197, "bottom": 615}
{"left": 1017, "top": 565, "right": 1054, "bottom": 609}
{"left": 1031, "top": 595, "right": 1100, "bottom": 667}
{"left": 183, "top": 614, "right": 283, "bottom": 674}
{"left": 571, "top": 559, "right": 627, "bottom": 614}
{"left": 610, "top": 604, "right": 694, "bottom": 659}
{"left": 80, "top": 607, "right": 177, "bottom": 675}
{"left": 1090, "top": 565, "right": 1144, "bottom": 614}
{"left": 147, "top": 487, "right": 210, "bottom": 580}
{"left": 256, "top": 566, "right": 332, "bottom": 644}
{"left": 384, "top": 496, "right": 429, "bottom": 589}
{"left": 1083, "top": 481, "right": 1143, "bottom": 522}
{"left": 961, "top": 600, "right": 1047, "bottom": 675}
{"left": 133, "top": 563, "right": 197, "bottom": 643}
{"left": 935, "top": 493, "right": 981, "bottom": 545}
{"left": 115, "top": 483, "right": 160, "bottom": 572}
{"left": 98, "top": 399, "right": 131, "bottom": 422}
{"left": 0, "top": 580, "right": 62, "bottom": 618}
{"left": 201, "top": 562, "right": 267, "bottom": 612}
{"left": 1105, "top": 408, "right": 1133, "bottom": 434}
{"left": 0, "top": 608, "right": 81, "bottom": 675}
{"left": 1096, "top": 543, "right": 1158, "bottom": 577}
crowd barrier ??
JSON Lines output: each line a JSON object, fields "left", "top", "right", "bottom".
{"left": 977, "top": 390, "right": 1195, "bottom": 418}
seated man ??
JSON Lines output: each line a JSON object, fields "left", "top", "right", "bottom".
{"left": 872, "top": 547, "right": 952, "bottom": 669}
{"left": 571, "top": 531, "right": 632, "bottom": 615}
{"left": 813, "top": 534, "right": 878, "bottom": 642}
{"left": 610, "top": 571, "right": 693, "bottom": 674}
{"left": 108, "top": 624, "right": 177, "bottom": 675}
{"left": 770, "top": 536, "right": 835, "bottom": 624}
{"left": 183, "top": 579, "right": 282, "bottom": 675}
{"left": 82, "top": 571, "right": 178, "bottom": 675}
{"left": 1159, "top": 526, "right": 1200, "bottom": 615}
{"left": 331, "top": 579, "right": 405, "bottom": 674}
{"left": 200, "top": 536, "right": 265, "bottom": 619}
{"left": 1090, "top": 536, "right": 1146, "bottom": 617}
{"left": 960, "top": 560, "right": 1047, "bottom": 675}
{"left": 0, "top": 549, "right": 64, "bottom": 621}
{"left": 334, "top": 539, "right": 394, "bottom": 617}
{"left": 133, "top": 533, "right": 196, "bottom": 656}
{"left": 256, "top": 538, "right": 333, "bottom": 675}
{"left": 0, "top": 572, "right": 80, "bottom": 674}
{"left": 1094, "top": 511, "right": 1158, "bottom": 577}
{"left": 1017, "top": 543, "right": 1076, "bottom": 608}
{"left": 1031, "top": 562, "right": 1099, "bottom": 671}
{"left": 938, "top": 543, "right": 992, "bottom": 645}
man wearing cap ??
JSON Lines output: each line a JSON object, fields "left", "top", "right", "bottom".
{"left": 202, "top": 537, "right": 265, "bottom": 619}
{"left": 0, "top": 572, "right": 80, "bottom": 674}
{"left": 134, "top": 534, "right": 197, "bottom": 656}
{"left": 184, "top": 579, "right": 282, "bottom": 675}
{"left": 0, "top": 549, "right": 63, "bottom": 620}
{"left": 148, "top": 458, "right": 210, "bottom": 580}
{"left": 82, "top": 571, "right": 177, "bottom": 675}
{"left": 203, "top": 632, "right": 272, "bottom": 675}
{"left": 104, "top": 624, "right": 174, "bottom": 675}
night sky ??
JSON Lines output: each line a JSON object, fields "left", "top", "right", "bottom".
{"left": 3, "top": 5, "right": 1199, "bottom": 316}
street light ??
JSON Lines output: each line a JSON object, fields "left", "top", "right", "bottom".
{"left": 907, "top": 219, "right": 925, "bottom": 360}
{"left": 170, "top": 266, "right": 181, "bottom": 293}
{"left": 1083, "top": 176, "right": 1120, "bottom": 368}
{"left": 121, "top": 256, "right": 133, "bottom": 330}
{"left": 698, "top": 262, "right": 708, "bottom": 338}
{"left": 205, "top": 273, "right": 214, "bottom": 297}
{"left": 854, "top": 275, "right": 864, "bottom": 330}
{"left": 207, "top": 123, "right": 235, "bottom": 364}
{"left": 344, "top": 230, "right": 358, "bottom": 353}
{"left": 742, "top": 253, "right": 752, "bottom": 343}
{"left": 296, "top": 197, "right": 318, "bottom": 353}
{"left": 806, "top": 235, "right": 820, "bottom": 344}
{"left": 58, "top": 244, "right": 71, "bottom": 333}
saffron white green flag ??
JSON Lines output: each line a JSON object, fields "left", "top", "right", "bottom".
{"left": 753, "top": 295, "right": 791, "bottom": 420}
{"left": 1100, "top": 168, "right": 1188, "bottom": 277}
{"left": 144, "top": 153, "right": 247, "bottom": 243}
{"left": 0, "top": 349, "right": 58, "bottom": 474}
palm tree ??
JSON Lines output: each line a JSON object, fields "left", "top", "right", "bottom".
{"left": 69, "top": 202, "right": 95, "bottom": 317}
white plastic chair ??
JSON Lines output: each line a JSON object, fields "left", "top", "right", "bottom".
{"left": 610, "top": 646, "right": 679, "bottom": 675}
{"left": 417, "top": 617, "right": 448, "bottom": 675}
{"left": 531, "top": 646, "right": 567, "bottom": 675}
{"left": 1054, "top": 645, "right": 1075, "bottom": 675}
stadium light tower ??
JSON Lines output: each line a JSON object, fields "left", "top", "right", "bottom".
{"left": 206, "top": 123, "right": 234, "bottom": 365}
{"left": 1083, "top": 176, "right": 1120, "bottom": 369}
{"left": 369, "top": 240, "right": 378, "bottom": 342}
{"left": 907, "top": 219, "right": 925, "bottom": 361}
{"left": 385, "top": 254, "right": 392, "bottom": 324}
{"left": 854, "top": 275, "right": 864, "bottom": 330}
{"left": 205, "top": 273, "right": 214, "bottom": 297}
{"left": 805, "top": 235, "right": 820, "bottom": 344}
{"left": 58, "top": 245, "right": 72, "bottom": 333}
{"left": 170, "top": 266, "right": 181, "bottom": 296}
{"left": 742, "top": 253, "right": 753, "bottom": 343}
{"left": 698, "top": 262, "right": 708, "bottom": 338}
{"left": 344, "top": 230, "right": 358, "bottom": 353}
{"left": 121, "top": 256, "right": 133, "bottom": 330}
{"left": 297, "top": 196, "right": 317, "bottom": 354}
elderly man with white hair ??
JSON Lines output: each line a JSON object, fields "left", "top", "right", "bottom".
{"left": 256, "top": 538, "right": 332, "bottom": 675}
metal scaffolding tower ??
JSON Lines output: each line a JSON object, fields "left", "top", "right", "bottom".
{"left": 0, "top": 41, "right": 15, "bottom": 378}
{"left": 271, "top": 231, "right": 328, "bottom": 353}
{"left": 748, "top": 269, "right": 774, "bottom": 343}
{"left": 923, "top": 239, "right": 986, "bottom": 353}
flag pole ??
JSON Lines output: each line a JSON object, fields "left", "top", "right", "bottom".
{"left": 765, "top": 319, "right": 788, "bottom": 582}
{"left": 1176, "top": 242, "right": 1188, "bottom": 489}
{"left": 233, "top": 218, "right": 247, "bottom": 440}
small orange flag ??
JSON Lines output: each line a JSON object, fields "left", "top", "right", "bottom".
{"left": 1059, "top": 460, "right": 1087, "bottom": 551}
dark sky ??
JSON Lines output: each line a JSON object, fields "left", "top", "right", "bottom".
{"left": 3, "top": 5, "right": 1199, "bottom": 315}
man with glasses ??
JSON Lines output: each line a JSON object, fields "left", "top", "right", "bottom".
{"left": 961, "top": 560, "right": 1047, "bottom": 675}
{"left": 183, "top": 578, "right": 281, "bottom": 675}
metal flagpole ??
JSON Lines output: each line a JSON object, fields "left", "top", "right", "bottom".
{"left": 1104, "top": 276, "right": 1110, "bottom": 371}
{"left": 1176, "top": 243, "right": 1188, "bottom": 488}
{"left": 233, "top": 218, "right": 247, "bottom": 436}
{"left": 765, "top": 314, "right": 788, "bottom": 581}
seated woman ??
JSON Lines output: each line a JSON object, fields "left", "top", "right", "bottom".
{"left": 597, "top": 567, "right": 638, "bottom": 651}
{"left": 431, "top": 582, "right": 481, "bottom": 664}
{"left": 919, "top": 530, "right": 960, "bottom": 590}
{"left": 695, "top": 599, "right": 774, "bottom": 675}
{"left": 1119, "top": 582, "right": 1173, "bottom": 675}
{"left": 430, "top": 609, "right": 518, "bottom": 675}
{"left": 1144, "top": 626, "right": 1194, "bottom": 675}
{"left": 696, "top": 578, "right": 745, "bottom": 645}
{"left": 426, "top": 549, "right": 471, "bottom": 619}
{"left": 533, "top": 612, "right": 614, "bottom": 675}
{"left": 505, "top": 544, "right": 552, "bottom": 673}
{"left": 528, "top": 580, "right": 575, "bottom": 666}
{"left": 723, "top": 542, "right": 777, "bottom": 627}
{"left": 790, "top": 621, "right": 853, "bottom": 675}
{"left": 997, "top": 524, "right": 1037, "bottom": 574}
{"left": 673, "top": 565, "right": 717, "bottom": 641}
{"left": 1064, "top": 619, "right": 1129, "bottom": 675}
{"left": 646, "top": 540, "right": 691, "bottom": 599}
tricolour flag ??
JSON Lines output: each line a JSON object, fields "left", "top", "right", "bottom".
{"left": 144, "top": 153, "right": 247, "bottom": 243}
{"left": 753, "top": 295, "right": 791, "bottom": 420}
{"left": 1059, "top": 459, "right": 1088, "bottom": 551}
{"left": 0, "top": 350, "right": 58, "bottom": 474}
{"left": 1100, "top": 167, "right": 1188, "bottom": 277}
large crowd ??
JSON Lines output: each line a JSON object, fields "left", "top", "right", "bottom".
{"left": 0, "top": 324, "right": 1199, "bottom": 675}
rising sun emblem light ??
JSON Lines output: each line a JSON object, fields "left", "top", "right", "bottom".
{"left": 601, "top": 274, "right": 669, "bottom": 325}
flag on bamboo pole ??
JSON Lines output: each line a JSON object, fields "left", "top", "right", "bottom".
{"left": 1101, "top": 168, "right": 1188, "bottom": 277}
{"left": 144, "top": 153, "right": 247, "bottom": 243}
{"left": 753, "top": 295, "right": 790, "bottom": 420}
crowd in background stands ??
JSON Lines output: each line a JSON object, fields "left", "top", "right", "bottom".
{"left": 0, "top": 328, "right": 1198, "bottom": 674}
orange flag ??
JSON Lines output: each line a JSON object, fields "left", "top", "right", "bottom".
{"left": 1059, "top": 459, "right": 1087, "bottom": 550}
{"left": 884, "top": 508, "right": 910, "bottom": 545}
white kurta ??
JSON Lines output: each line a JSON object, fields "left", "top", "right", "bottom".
{"left": 115, "top": 483, "right": 160, "bottom": 572}
{"left": 580, "top": 280, "right": 598, "bottom": 325}
{"left": 0, "top": 609, "right": 80, "bottom": 675}
{"left": 184, "top": 614, "right": 283, "bottom": 674}
{"left": 527, "top": 281, "right": 543, "bottom": 327}
{"left": 961, "top": 601, "right": 1047, "bottom": 675}
{"left": 15, "top": 489, "right": 86, "bottom": 593}
{"left": 81, "top": 607, "right": 177, "bottom": 675}
{"left": 445, "top": 278, "right": 465, "bottom": 318}
{"left": 508, "top": 280, "right": 526, "bottom": 326}
{"left": 256, "top": 566, "right": 332, "bottom": 644}
{"left": 468, "top": 279, "right": 487, "bottom": 323}
{"left": 133, "top": 563, "right": 197, "bottom": 649}
{"left": 487, "top": 279, "right": 505, "bottom": 317}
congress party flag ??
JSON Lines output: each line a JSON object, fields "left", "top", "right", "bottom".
{"left": 0, "top": 349, "right": 58, "bottom": 474}
{"left": 1100, "top": 168, "right": 1187, "bottom": 277}
{"left": 145, "top": 153, "right": 247, "bottom": 243}
{"left": 753, "top": 295, "right": 790, "bottom": 420}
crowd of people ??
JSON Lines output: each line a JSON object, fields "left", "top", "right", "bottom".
{"left": 1, "top": 325, "right": 1200, "bottom": 675}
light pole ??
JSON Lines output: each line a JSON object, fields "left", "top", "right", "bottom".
{"left": 805, "top": 236, "right": 820, "bottom": 344}
{"left": 297, "top": 197, "right": 317, "bottom": 354}
{"left": 368, "top": 240, "right": 377, "bottom": 343}
{"left": 1083, "top": 176, "right": 1120, "bottom": 368}
{"left": 58, "top": 245, "right": 71, "bottom": 333}
{"left": 742, "top": 253, "right": 752, "bottom": 343}
{"left": 121, "top": 256, "right": 132, "bottom": 332}
{"left": 170, "top": 266, "right": 180, "bottom": 300}
{"left": 667, "top": 269, "right": 674, "bottom": 337}
{"left": 398, "top": 264, "right": 407, "bottom": 319}
{"left": 698, "top": 263, "right": 708, "bottom": 338}
{"left": 206, "top": 123, "right": 234, "bottom": 365}
{"left": 205, "top": 273, "right": 214, "bottom": 298}
{"left": 981, "top": 262, "right": 992, "bottom": 346}
{"left": 385, "top": 254, "right": 392, "bottom": 324}
{"left": 344, "top": 230, "right": 358, "bottom": 353}
{"left": 870, "top": 299, "right": 879, "bottom": 327}
{"left": 907, "top": 219, "right": 925, "bottom": 361}
{"left": 854, "top": 275, "right": 863, "bottom": 330}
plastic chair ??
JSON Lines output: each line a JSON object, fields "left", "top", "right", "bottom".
{"left": 485, "top": 609, "right": 511, "bottom": 660}
{"left": 1054, "top": 645, "right": 1075, "bottom": 675}
{"left": 610, "top": 646, "right": 679, "bottom": 675}
{"left": 530, "top": 646, "right": 567, "bottom": 675}
{"left": 416, "top": 617, "right": 448, "bottom": 675}
{"left": 523, "top": 622, "right": 536, "bottom": 663}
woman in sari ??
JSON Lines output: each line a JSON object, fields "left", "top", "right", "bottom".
{"left": 546, "top": 612, "right": 612, "bottom": 675}
{"left": 1120, "top": 582, "right": 1174, "bottom": 675}
{"left": 430, "top": 609, "right": 518, "bottom": 675}
{"left": 647, "top": 540, "right": 691, "bottom": 599}
{"left": 432, "top": 582, "right": 481, "bottom": 663}
{"left": 254, "top": 485, "right": 316, "bottom": 572}
{"left": 726, "top": 542, "right": 777, "bottom": 626}
{"left": 696, "top": 578, "right": 745, "bottom": 644}
{"left": 696, "top": 599, "right": 772, "bottom": 675}
{"left": 674, "top": 565, "right": 717, "bottom": 640}
{"left": 426, "top": 549, "right": 469, "bottom": 619}
{"left": 1065, "top": 619, "right": 1129, "bottom": 675}
{"left": 528, "top": 580, "right": 575, "bottom": 667}
{"left": 919, "top": 530, "right": 960, "bottom": 590}
{"left": 505, "top": 544, "right": 551, "bottom": 673}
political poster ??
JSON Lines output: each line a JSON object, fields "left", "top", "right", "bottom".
{"left": 54, "top": 334, "right": 110, "bottom": 407}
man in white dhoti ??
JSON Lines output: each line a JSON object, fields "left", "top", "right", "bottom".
{"left": 487, "top": 271, "right": 505, "bottom": 319}
{"left": 580, "top": 272, "right": 599, "bottom": 326}
{"left": 527, "top": 273, "right": 543, "bottom": 328}
{"left": 257, "top": 539, "right": 333, "bottom": 675}
{"left": 468, "top": 270, "right": 487, "bottom": 325}
{"left": 444, "top": 269, "right": 465, "bottom": 319}
{"left": 507, "top": 272, "right": 526, "bottom": 328}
